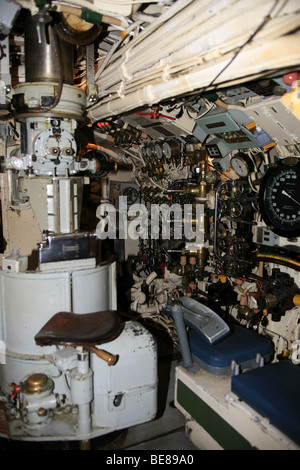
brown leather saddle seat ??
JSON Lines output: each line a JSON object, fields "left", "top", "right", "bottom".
{"left": 35, "top": 310, "right": 123, "bottom": 347}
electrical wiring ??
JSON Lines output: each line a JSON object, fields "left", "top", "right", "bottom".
{"left": 94, "top": 18, "right": 150, "bottom": 82}
{"left": 204, "top": 0, "right": 281, "bottom": 91}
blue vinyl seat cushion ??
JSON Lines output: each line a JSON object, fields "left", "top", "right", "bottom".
{"left": 188, "top": 324, "right": 272, "bottom": 374}
{"left": 231, "top": 360, "right": 300, "bottom": 446}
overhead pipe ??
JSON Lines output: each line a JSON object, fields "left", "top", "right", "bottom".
{"left": 88, "top": 35, "right": 300, "bottom": 121}
{"left": 96, "top": 0, "right": 204, "bottom": 89}
{"left": 97, "top": 0, "right": 230, "bottom": 88}
{"left": 95, "top": 0, "right": 294, "bottom": 93}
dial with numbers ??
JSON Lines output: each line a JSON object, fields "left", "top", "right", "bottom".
{"left": 259, "top": 162, "right": 300, "bottom": 238}
{"left": 230, "top": 152, "right": 254, "bottom": 177}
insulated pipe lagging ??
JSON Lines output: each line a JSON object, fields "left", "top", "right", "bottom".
{"left": 88, "top": 35, "right": 300, "bottom": 121}
{"left": 95, "top": 0, "right": 289, "bottom": 92}
{"left": 171, "top": 300, "right": 193, "bottom": 369}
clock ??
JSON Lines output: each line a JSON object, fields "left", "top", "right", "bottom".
{"left": 258, "top": 161, "right": 300, "bottom": 238}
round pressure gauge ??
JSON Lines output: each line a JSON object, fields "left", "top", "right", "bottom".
{"left": 259, "top": 162, "right": 300, "bottom": 238}
{"left": 206, "top": 170, "right": 217, "bottom": 184}
{"left": 230, "top": 152, "right": 254, "bottom": 177}
{"left": 145, "top": 142, "right": 155, "bottom": 158}
{"left": 163, "top": 140, "right": 180, "bottom": 159}
{"left": 162, "top": 142, "right": 172, "bottom": 159}
{"left": 154, "top": 143, "right": 163, "bottom": 159}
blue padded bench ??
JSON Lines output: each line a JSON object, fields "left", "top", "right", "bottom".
{"left": 231, "top": 360, "right": 300, "bottom": 446}
{"left": 188, "top": 324, "right": 273, "bottom": 375}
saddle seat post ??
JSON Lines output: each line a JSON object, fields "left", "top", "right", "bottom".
{"left": 70, "top": 346, "right": 93, "bottom": 440}
{"left": 34, "top": 310, "right": 123, "bottom": 448}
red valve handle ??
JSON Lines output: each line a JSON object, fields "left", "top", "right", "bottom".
{"left": 9, "top": 383, "right": 20, "bottom": 400}
{"left": 136, "top": 112, "right": 175, "bottom": 120}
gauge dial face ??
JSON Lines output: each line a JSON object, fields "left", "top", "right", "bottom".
{"left": 145, "top": 143, "right": 154, "bottom": 157}
{"left": 154, "top": 143, "right": 163, "bottom": 159}
{"left": 162, "top": 142, "right": 172, "bottom": 159}
{"left": 206, "top": 170, "right": 217, "bottom": 184}
{"left": 259, "top": 163, "right": 300, "bottom": 238}
{"left": 231, "top": 153, "right": 253, "bottom": 177}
